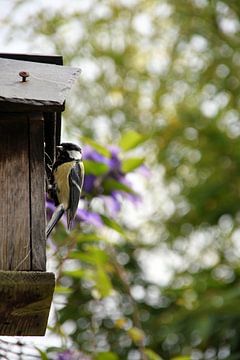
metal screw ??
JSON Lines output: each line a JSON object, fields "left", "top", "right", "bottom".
{"left": 19, "top": 71, "right": 30, "bottom": 82}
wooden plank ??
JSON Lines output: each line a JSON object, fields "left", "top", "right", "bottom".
{"left": 29, "top": 113, "right": 46, "bottom": 271}
{"left": 0, "top": 53, "right": 63, "bottom": 65}
{"left": 0, "top": 53, "right": 62, "bottom": 142}
{"left": 0, "top": 57, "right": 81, "bottom": 111}
{"left": 0, "top": 271, "right": 55, "bottom": 336}
{"left": 0, "top": 113, "right": 30, "bottom": 270}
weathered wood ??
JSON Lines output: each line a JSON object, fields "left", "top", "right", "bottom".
{"left": 29, "top": 113, "right": 46, "bottom": 271}
{"left": 0, "top": 113, "right": 30, "bottom": 270}
{"left": 0, "top": 53, "right": 80, "bottom": 336}
{"left": 0, "top": 53, "right": 63, "bottom": 156}
{"left": 0, "top": 271, "right": 55, "bottom": 336}
{"left": 0, "top": 57, "right": 81, "bottom": 112}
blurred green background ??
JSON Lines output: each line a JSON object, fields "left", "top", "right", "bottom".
{"left": 2, "top": 0, "right": 240, "bottom": 359}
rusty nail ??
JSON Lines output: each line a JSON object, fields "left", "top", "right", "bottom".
{"left": 19, "top": 71, "right": 30, "bottom": 82}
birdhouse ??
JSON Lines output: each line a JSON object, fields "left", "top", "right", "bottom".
{"left": 0, "top": 53, "right": 81, "bottom": 336}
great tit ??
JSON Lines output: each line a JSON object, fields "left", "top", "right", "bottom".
{"left": 46, "top": 142, "right": 84, "bottom": 238}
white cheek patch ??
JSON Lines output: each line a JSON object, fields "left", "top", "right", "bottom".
{"left": 67, "top": 150, "right": 82, "bottom": 160}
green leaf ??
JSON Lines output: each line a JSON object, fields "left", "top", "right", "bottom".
{"left": 70, "top": 247, "right": 109, "bottom": 265}
{"left": 101, "top": 215, "right": 125, "bottom": 235}
{"left": 54, "top": 286, "right": 72, "bottom": 294}
{"left": 122, "top": 157, "right": 144, "bottom": 172}
{"left": 95, "top": 266, "right": 112, "bottom": 297}
{"left": 119, "top": 130, "right": 146, "bottom": 151}
{"left": 144, "top": 349, "right": 163, "bottom": 360}
{"left": 171, "top": 357, "right": 191, "bottom": 360}
{"left": 63, "top": 269, "right": 85, "bottom": 279}
{"left": 95, "top": 352, "right": 119, "bottom": 360}
{"left": 103, "top": 178, "right": 134, "bottom": 194}
{"left": 76, "top": 233, "right": 103, "bottom": 243}
{"left": 82, "top": 136, "right": 110, "bottom": 157}
{"left": 127, "top": 327, "right": 145, "bottom": 344}
{"left": 35, "top": 348, "right": 49, "bottom": 360}
{"left": 84, "top": 159, "right": 109, "bottom": 176}
{"left": 45, "top": 346, "right": 65, "bottom": 353}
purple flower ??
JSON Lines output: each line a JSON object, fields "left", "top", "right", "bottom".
{"left": 57, "top": 349, "right": 91, "bottom": 360}
{"left": 107, "top": 145, "right": 121, "bottom": 171}
{"left": 58, "top": 350, "right": 72, "bottom": 360}
{"left": 108, "top": 156, "right": 121, "bottom": 172}
{"left": 83, "top": 174, "right": 96, "bottom": 193}
{"left": 137, "top": 164, "right": 151, "bottom": 177}
{"left": 83, "top": 145, "right": 122, "bottom": 176}
{"left": 108, "top": 145, "right": 119, "bottom": 156}
{"left": 76, "top": 208, "right": 103, "bottom": 227}
{"left": 125, "top": 192, "right": 142, "bottom": 205}
{"left": 101, "top": 193, "right": 121, "bottom": 216}
{"left": 83, "top": 145, "right": 107, "bottom": 163}
{"left": 82, "top": 145, "right": 125, "bottom": 196}
{"left": 117, "top": 173, "right": 132, "bottom": 188}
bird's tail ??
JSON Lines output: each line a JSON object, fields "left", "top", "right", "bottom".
{"left": 46, "top": 204, "right": 65, "bottom": 238}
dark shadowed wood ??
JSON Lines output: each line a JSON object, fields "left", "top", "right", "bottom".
{"left": 0, "top": 101, "right": 64, "bottom": 113}
{"left": 0, "top": 113, "right": 30, "bottom": 270}
{"left": 0, "top": 53, "right": 63, "bottom": 65}
{"left": 56, "top": 112, "right": 62, "bottom": 145}
{"left": 0, "top": 57, "right": 80, "bottom": 112}
{"left": 29, "top": 113, "right": 46, "bottom": 271}
{"left": 44, "top": 112, "right": 57, "bottom": 164}
{"left": 0, "top": 271, "right": 55, "bottom": 336}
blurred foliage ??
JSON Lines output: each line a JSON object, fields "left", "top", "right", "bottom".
{"left": 4, "top": 0, "right": 240, "bottom": 359}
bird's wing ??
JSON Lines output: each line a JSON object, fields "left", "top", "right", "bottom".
{"left": 67, "top": 162, "right": 84, "bottom": 229}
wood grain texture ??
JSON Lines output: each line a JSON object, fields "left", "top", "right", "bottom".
{"left": 29, "top": 113, "right": 46, "bottom": 271}
{"left": 0, "top": 271, "right": 55, "bottom": 336}
{"left": 0, "top": 114, "right": 30, "bottom": 270}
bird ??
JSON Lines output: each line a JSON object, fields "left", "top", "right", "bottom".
{"left": 46, "top": 142, "right": 84, "bottom": 238}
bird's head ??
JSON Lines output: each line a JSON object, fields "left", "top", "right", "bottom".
{"left": 56, "top": 142, "right": 82, "bottom": 161}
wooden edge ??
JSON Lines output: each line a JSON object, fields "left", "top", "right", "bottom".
{"left": 0, "top": 53, "right": 63, "bottom": 139}
{"left": 29, "top": 114, "right": 46, "bottom": 271}
{"left": 0, "top": 271, "right": 55, "bottom": 336}
{"left": 0, "top": 100, "right": 65, "bottom": 113}
{"left": 0, "top": 53, "right": 63, "bottom": 65}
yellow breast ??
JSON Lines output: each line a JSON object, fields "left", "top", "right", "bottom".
{"left": 53, "top": 161, "right": 74, "bottom": 209}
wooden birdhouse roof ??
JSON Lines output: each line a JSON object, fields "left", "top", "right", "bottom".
{"left": 0, "top": 56, "right": 81, "bottom": 112}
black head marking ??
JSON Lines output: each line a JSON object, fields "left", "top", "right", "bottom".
{"left": 55, "top": 142, "right": 82, "bottom": 164}
{"left": 60, "top": 143, "right": 82, "bottom": 152}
